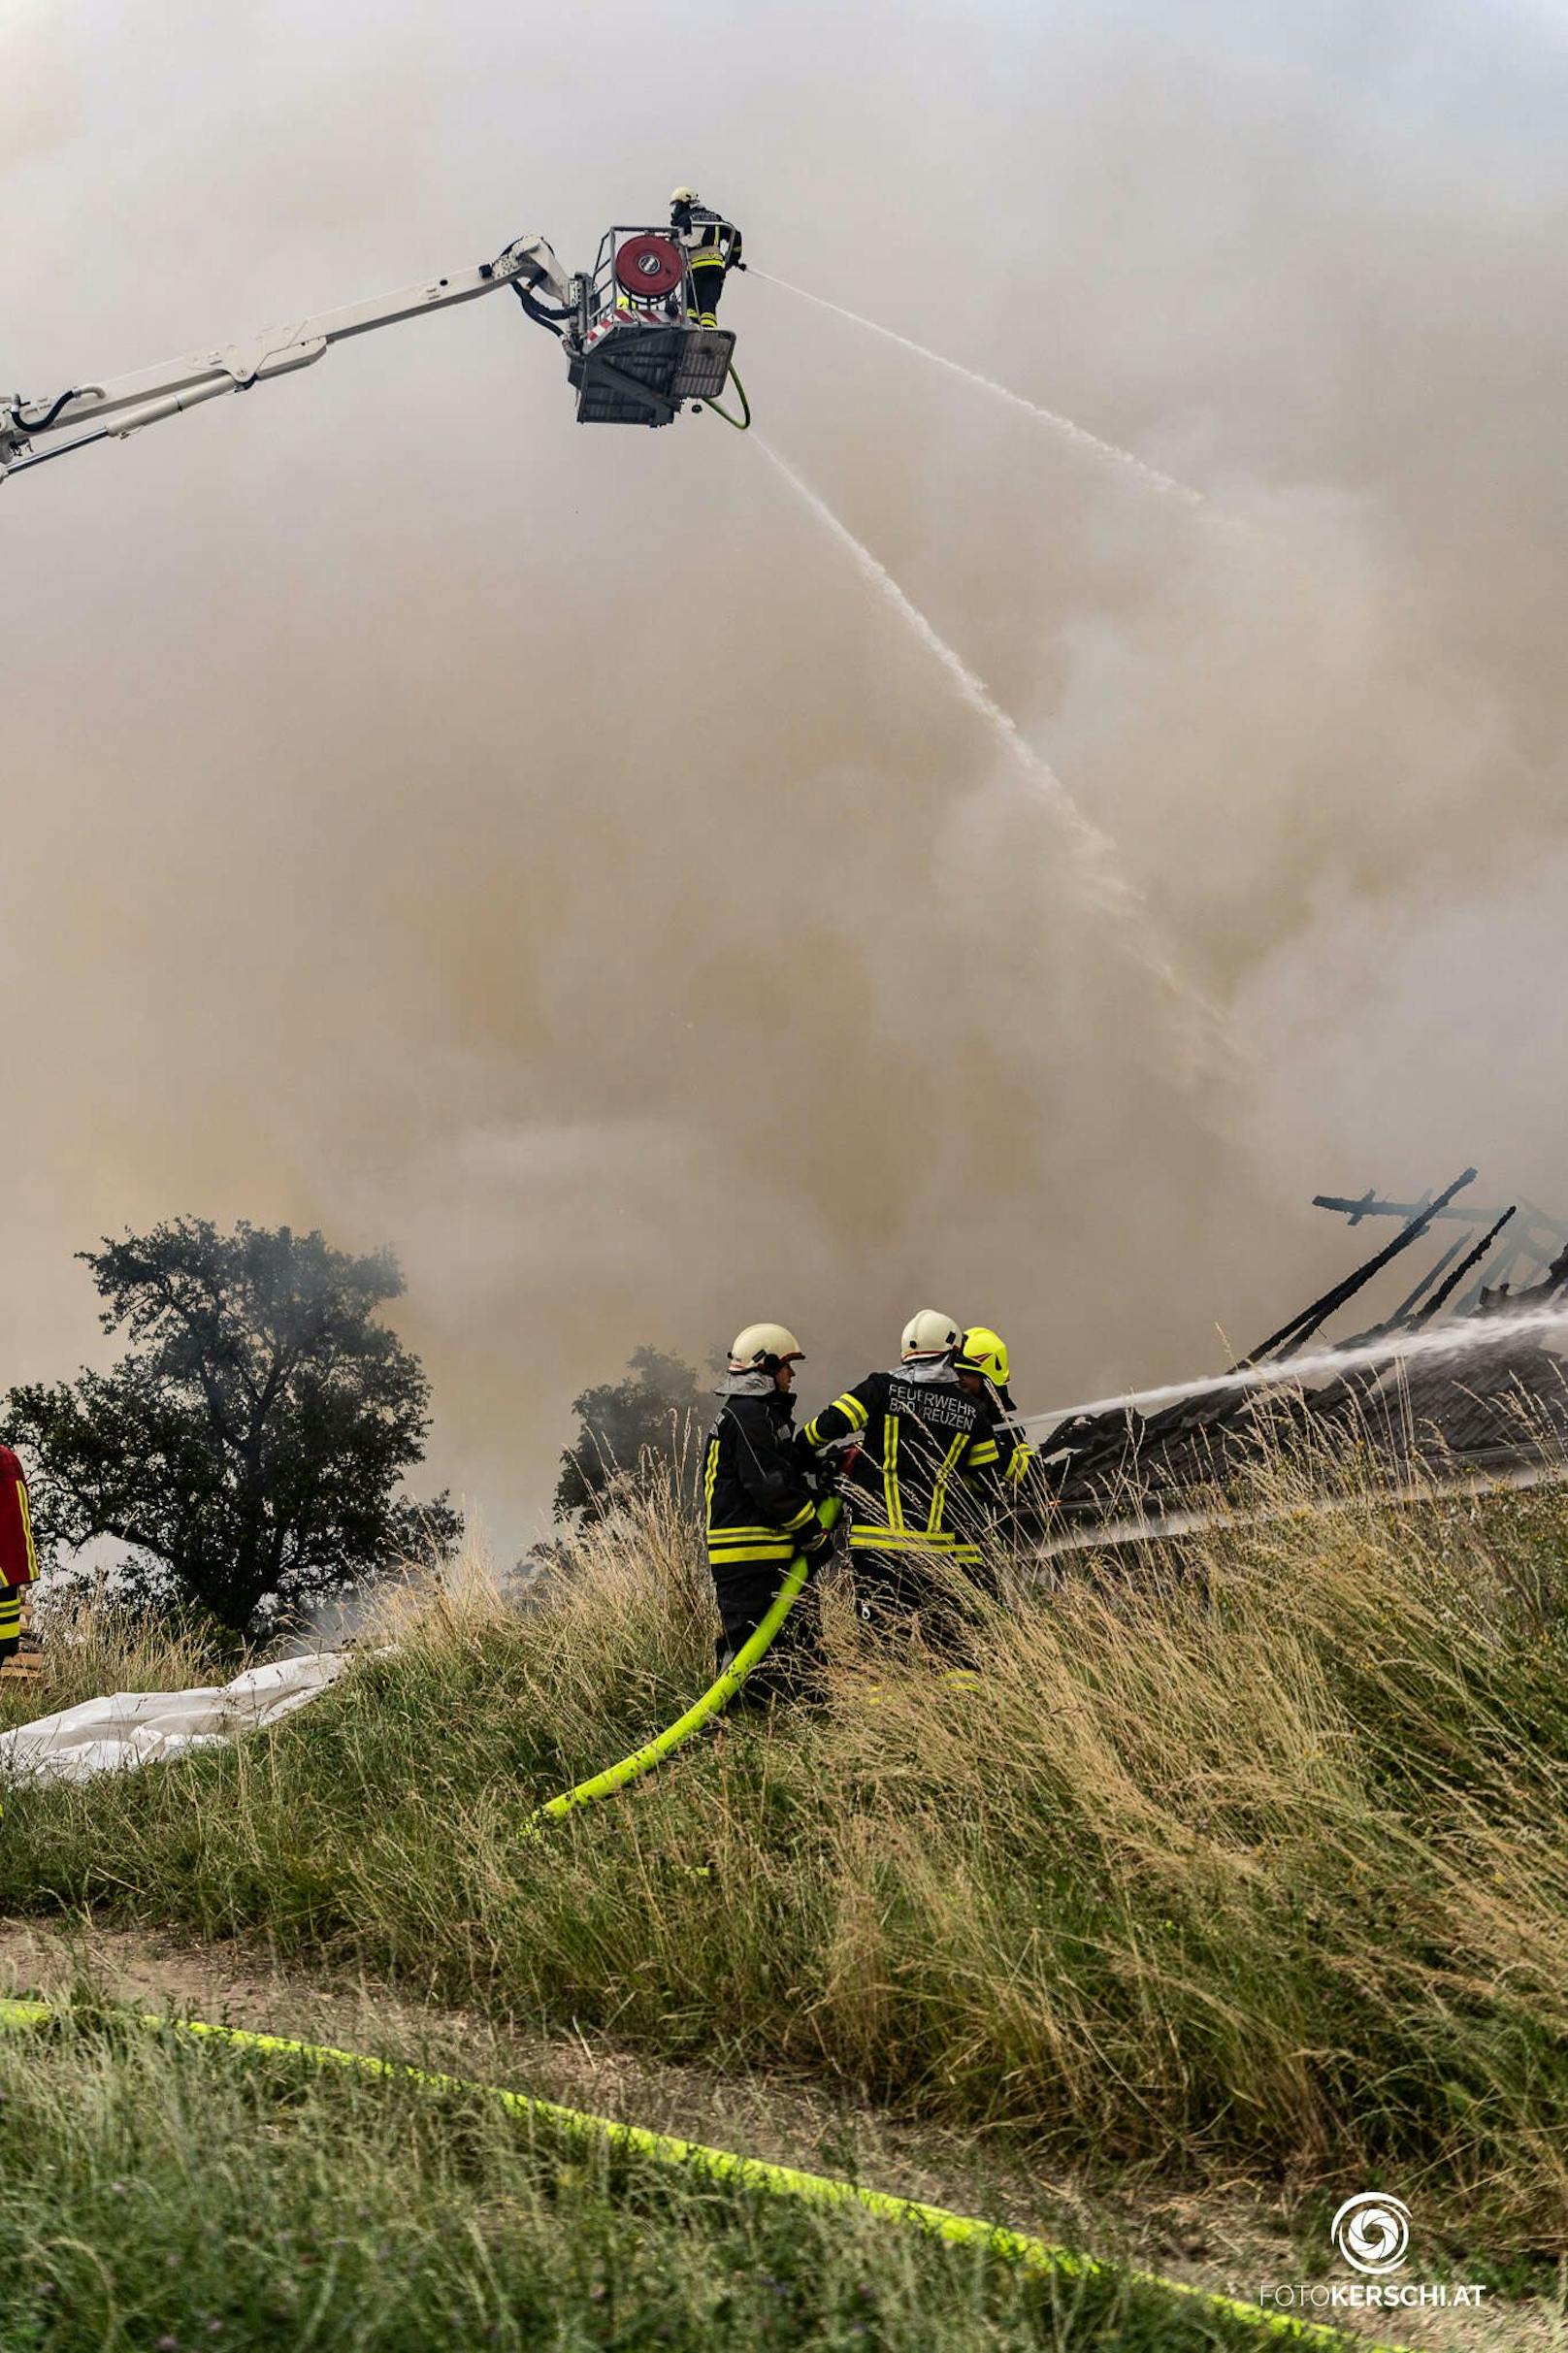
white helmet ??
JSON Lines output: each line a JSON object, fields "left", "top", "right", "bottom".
{"left": 670, "top": 186, "right": 701, "bottom": 206}
{"left": 728, "top": 1322, "right": 804, "bottom": 1374}
{"left": 900, "top": 1308, "right": 962, "bottom": 1361}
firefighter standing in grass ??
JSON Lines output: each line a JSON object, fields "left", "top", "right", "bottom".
{"left": 800, "top": 1309, "right": 1020, "bottom": 1642}
{"left": 703, "top": 1324, "right": 834, "bottom": 1703}
{"left": 0, "top": 1443, "right": 38, "bottom": 1666}
{"left": 669, "top": 188, "right": 744, "bottom": 327}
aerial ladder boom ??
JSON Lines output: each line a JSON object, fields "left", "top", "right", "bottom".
{"left": 1, "top": 236, "right": 576, "bottom": 482}
{"left": 1, "top": 218, "right": 738, "bottom": 483}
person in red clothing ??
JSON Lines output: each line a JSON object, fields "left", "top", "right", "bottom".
{"left": 0, "top": 1444, "right": 39, "bottom": 1663}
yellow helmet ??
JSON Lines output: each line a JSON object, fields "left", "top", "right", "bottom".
{"left": 670, "top": 186, "right": 701, "bottom": 206}
{"left": 956, "top": 1326, "right": 1010, "bottom": 1388}
{"left": 899, "top": 1308, "right": 962, "bottom": 1362}
{"left": 728, "top": 1322, "right": 804, "bottom": 1374}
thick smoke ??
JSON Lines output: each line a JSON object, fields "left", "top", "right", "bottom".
{"left": 6, "top": 0, "right": 1568, "bottom": 1549}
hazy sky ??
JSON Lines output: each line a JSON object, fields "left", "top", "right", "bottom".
{"left": 7, "top": 0, "right": 1568, "bottom": 1550}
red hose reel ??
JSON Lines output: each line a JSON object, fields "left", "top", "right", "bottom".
{"left": 612, "top": 235, "right": 686, "bottom": 302}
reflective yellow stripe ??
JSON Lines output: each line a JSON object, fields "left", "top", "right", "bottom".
{"left": 805, "top": 1392, "right": 866, "bottom": 1449}
{"left": 703, "top": 1438, "right": 720, "bottom": 1534}
{"left": 709, "top": 1542, "right": 795, "bottom": 1564}
{"left": 709, "top": 1509, "right": 810, "bottom": 1551}
{"left": 16, "top": 1482, "right": 37, "bottom": 1581}
{"left": 0, "top": 1593, "right": 19, "bottom": 1634}
{"left": 848, "top": 1526, "right": 957, "bottom": 1552}
{"left": 883, "top": 1416, "right": 902, "bottom": 1530}
{"left": 689, "top": 250, "right": 726, "bottom": 270}
{"left": 966, "top": 1439, "right": 999, "bottom": 1468}
{"left": 927, "top": 1430, "right": 967, "bottom": 1536}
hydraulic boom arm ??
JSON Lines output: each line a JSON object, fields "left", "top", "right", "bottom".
{"left": 0, "top": 233, "right": 575, "bottom": 483}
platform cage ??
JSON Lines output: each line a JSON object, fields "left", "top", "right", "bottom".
{"left": 567, "top": 225, "right": 735, "bottom": 425}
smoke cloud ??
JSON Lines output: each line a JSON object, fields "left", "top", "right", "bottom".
{"left": 6, "top": 0, "right": 1568, "bottom": 1551}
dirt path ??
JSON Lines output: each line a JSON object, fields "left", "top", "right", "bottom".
{"left": 0, "top": 1916, "right": 1554, "bottom": 2350}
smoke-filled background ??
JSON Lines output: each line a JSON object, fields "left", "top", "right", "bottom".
{"left": 7, "top": 0, "right": 1568, "bottom": 1550}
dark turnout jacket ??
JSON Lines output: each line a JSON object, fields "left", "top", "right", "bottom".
{"left": 703, "top": 1387, "right": 820, "bottom": 1581}
{"left": 800, "top": 1368, "right": 1017, "bottom": 1563}
{"left": 670, "top": 202, "right": 743, "bottom": 269}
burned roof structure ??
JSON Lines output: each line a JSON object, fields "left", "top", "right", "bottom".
{"left": 1045, "top": 1168, "right": 1568, "bottom": 1522}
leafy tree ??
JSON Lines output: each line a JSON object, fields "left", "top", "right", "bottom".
{"left": 4, "top": 1218, "right": 461, "bottom": 1634}
{"left": 553, "top": 1347, "right": 706, "bottom": 1524}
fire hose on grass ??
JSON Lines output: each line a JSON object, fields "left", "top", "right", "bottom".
{"left": 523, "top": 1495, "right": 839, "bottom": 1834}
{"left": 0, "top": 1997, "right": 1397, "bottom": 2352}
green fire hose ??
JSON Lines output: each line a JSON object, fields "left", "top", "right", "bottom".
{"left": 701, "top": 362, "right": 751, "bottom": 431}
{"left": 526, "top": 1497, "right": 838, "bottom": 1834}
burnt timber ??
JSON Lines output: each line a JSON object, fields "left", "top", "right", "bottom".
{"left": 1044, "top": 1169, "right": 1568, "bottom": 1521}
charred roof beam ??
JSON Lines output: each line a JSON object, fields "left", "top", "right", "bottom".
{"left": 1233, "top": 1167, "right": 1477, "bottom": 1371}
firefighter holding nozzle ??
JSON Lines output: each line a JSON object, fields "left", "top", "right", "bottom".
{"left": 669, "top": 188, "right": 744, "bottom": 327}
{"left": 800, "top": 1312, "right": 1031, "bottom": 1648}
{"left": 702, "top": 1324, "right": 833, "bottom": 1704}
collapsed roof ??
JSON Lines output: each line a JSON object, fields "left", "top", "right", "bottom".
{"left": 1044, "top": 1168, "right": 1568, "bottom": 1520}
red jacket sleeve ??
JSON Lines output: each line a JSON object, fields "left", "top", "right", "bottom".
{"left": 0, "top": 1446, "right": 39, "bottom": 1587}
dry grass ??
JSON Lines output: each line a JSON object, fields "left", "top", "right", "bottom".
{"left": 0, "top": 1580, "right": 225, "bottom": 1733}
{"left": 1, "top": 2005, "right": 1261, "bottom": 2351}
{"left": 4, "top": 1438, "right": 1568, "bottom": 2271}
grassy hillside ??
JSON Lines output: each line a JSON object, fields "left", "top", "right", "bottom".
{"left": 4, "top": 2007, "right": 1281, "bottom": 2351}
{"left": 5, "top": 1452, "right": 1568, "bottom": 2281}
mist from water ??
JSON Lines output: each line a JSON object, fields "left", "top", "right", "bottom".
{"left": 752, "top": 269, "right": 1208, "bottom": 507}
{"left": 1027, "top": 1304, "right": 1568, "bottom": 1434}
{"left": 8, "top": 0, "right": 1568, "bottom": 1550}
{"left": 754, "top": 432, "right": 1222, "bottom": 1052}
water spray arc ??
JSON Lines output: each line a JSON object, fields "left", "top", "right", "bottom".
{"left": 751, "top": 269, "right": 1207, "bottom": 508}
{"left": 754, "top": 435, "right": 1225, "bottom": 1047}
{"left": 1023, "top": 1301, "right": 1568, "bottom": 1439}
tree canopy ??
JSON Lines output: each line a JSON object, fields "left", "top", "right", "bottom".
{"left": 5, "top": 1218, "right": 460, "bottom": 1632}
{"left": 553, "top": 1347, "right": 706, "bottom": 1524}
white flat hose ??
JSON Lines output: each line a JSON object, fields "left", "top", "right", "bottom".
{"left": 1029, "top": 1454, "right": 1568, "bottom": 1565}
{"left": 1021, "top": 1303, "right": 1568, "bottom": 1443}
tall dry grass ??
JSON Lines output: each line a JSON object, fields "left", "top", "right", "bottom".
{"left": 0, "top": 2008, "right": 1250, "bottom": 2351}
{"left": 0, "top": 1580, "right": 224, "bottom": 1732}
{"left": 5, "top": 1434, "right": 1568, "bottom": 2254}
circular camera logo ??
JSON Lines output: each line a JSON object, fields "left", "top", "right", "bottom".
{"left": 1331, "top": 2193, "right": 1412, "bottom": 2277}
